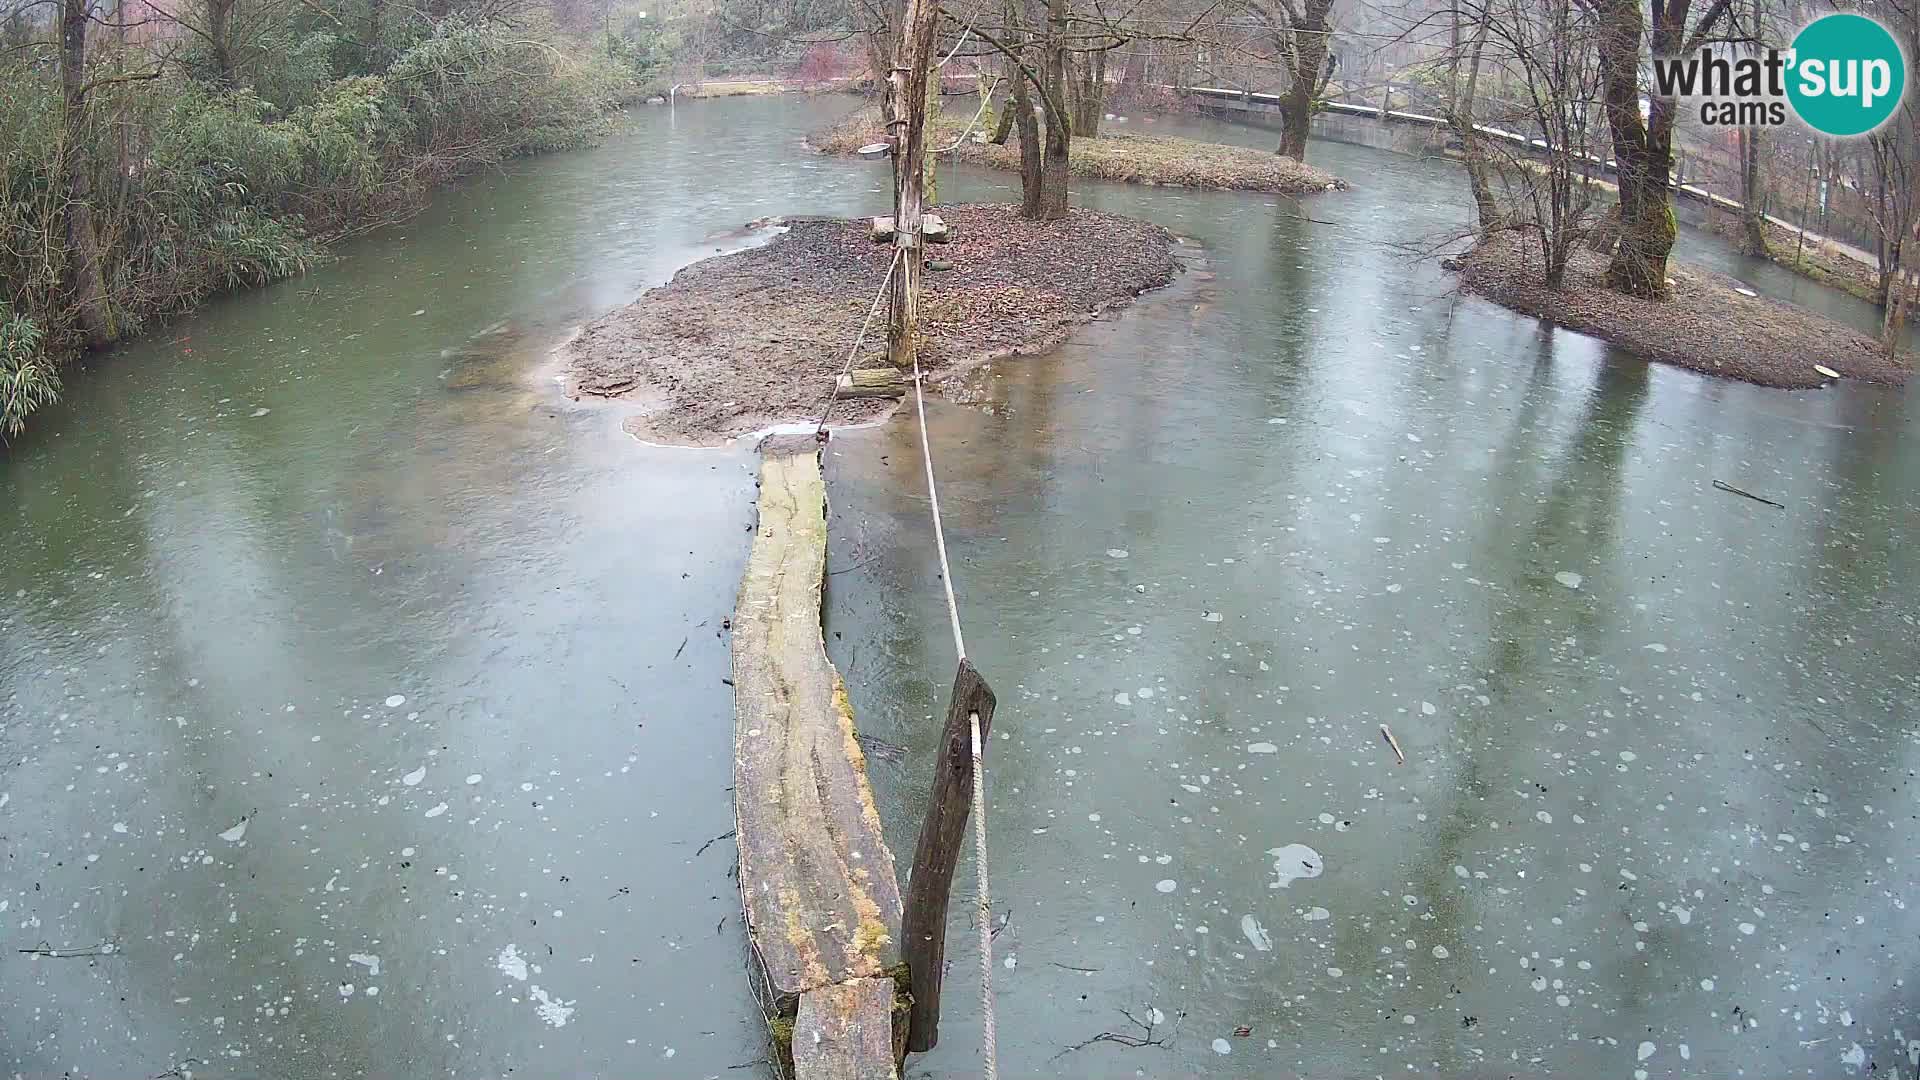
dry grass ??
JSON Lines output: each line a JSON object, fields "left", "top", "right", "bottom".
{"left": 810, "top": 104, "right": 1346, "bottom": 195}
{"left": 1459, "top": 230, "right": 1910, "bottom": 389}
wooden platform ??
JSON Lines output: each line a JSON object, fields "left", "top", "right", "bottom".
{"left": 733, "top": 435, "right": 904, "bottom": 1079}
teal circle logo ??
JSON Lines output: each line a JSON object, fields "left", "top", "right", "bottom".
{"left": 1787, "top": 13, "right": 1906, "bottom": 136}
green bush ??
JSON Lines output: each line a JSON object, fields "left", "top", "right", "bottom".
{"left": 0, "top": 306, "right": 55, "bottom": 440}
{"left": 0, "top": 16, "right": 632, "bottom": 438}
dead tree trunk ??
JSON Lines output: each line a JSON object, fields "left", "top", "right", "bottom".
{"left": 884, "top": 0, "right": 939, "bottom": 368}
{"left": 60, "top": 0, "right": 114, "bottom": 349}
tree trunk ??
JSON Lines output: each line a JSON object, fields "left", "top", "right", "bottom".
{"left": 1012, "top": 68, "right": 1043, "bottom": 215}
{"left": 1882, "top": 239, "right": 1913, "bottom": 356}
{"left": 368, "top": 0, "right": 383, "bottom": 56}
{"left": 990, "top": 99, "right": 1015, "bottom": 144}
{"left": 1735, "top": 127, "right": 1767, "bottom": 256}
{"left": 1448, "top": 0, "right": 1498, "bottom": 231}
{"left": 1276, "top": 0, "right": 1332, "bottom": 162}
{"left": 1118, "top": 42, "right": 1148, "bottom": 94}
{"left": 1593, "top": 0, "right": 1669, "bottom": 297}
{"left": 1593, "top": 0, "right": 1727, "bottom": 299}
{"left": 884, "top": 0, "right": 938, "bottom": 368}
{"left": 989, "top": 49, "right": 1016, "bottom": 143}
{"left": 1038, "top": 110, "right": 1069, "bottom": 217}
{"left": 207, "top": 0, "right": 235, "bottom": 86}
{"left": 1069, "top": 50, "right": 1105, "bottom": 138}
{"left": 1882, "top": 272, "right": 1908, "bottom": 355}
{"left": 1033, "top": 0, "right": 1070, "bottom": 219}
{"left": 60, "top": 0, "right": 114, "bottom": 349}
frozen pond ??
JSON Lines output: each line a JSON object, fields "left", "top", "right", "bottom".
{"left": 0, "top": 96, "right": 890, "bottom": 1079}
{"left": 3, "top": 93, "right": 1916, "bottom": 1080}
{"left": 824, "top": 117, "right": 1920, "bottom": 1079}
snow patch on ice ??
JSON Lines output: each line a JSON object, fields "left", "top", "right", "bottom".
{"left": 1266, "top": 843, "right": 1322, "bottom": 889}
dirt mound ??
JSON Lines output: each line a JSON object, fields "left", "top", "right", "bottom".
{"left": 1459, "top": 231, "right": 1910, "bottom": 389}
{"left": 565, "top": 203, "right": 1181, "bottom": 444}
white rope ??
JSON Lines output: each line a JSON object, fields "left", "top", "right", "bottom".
{"left": 816, "top": 250, "right": 904, "bottom": 434}
{"left": 937, "top": 21, "right": 974, "bottom": 68}
{"left": 935, "top": 75, "right": 1002, "bottom": 155}
{"left": 910, "top": 347, "right": 995, "bottom": 1080}
{"left": 909, "top": 352, "right": 967, "bottom": 663}
{"left": 970, "top": 711, "right": 997, "bottom": 1080}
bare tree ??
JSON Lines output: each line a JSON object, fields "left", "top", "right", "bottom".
{"left": 1584, "top": 0, "right": 1734, "bottom": 299}
{"left": 1469, "top": 0, "right": 1605, "bottom": 287}
{"left": 1867, "top": 103, "right": 1918, "bottom": 354}
{"left": 1446, "top": 0, "right": 1498, "bottom": 229}
{"left": 1239, "top": 0, "right": 1334, "bottom": 160}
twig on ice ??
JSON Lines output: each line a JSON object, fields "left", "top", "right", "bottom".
{"left": 18, "top": 940, "right": 117, "bottom": 959}
{"left": 1380, "top": 723, "right": 1406, "bottom": 765}
{"left": 1712, "top": 479, "right": 1785, "bottom": 509}
{"left": 1053, "top": 1004, "right": 1181, "bottom": 1058}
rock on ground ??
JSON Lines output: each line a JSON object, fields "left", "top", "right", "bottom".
{"left": 1459, "top": 231, "right": 1911, "bottom": 390}
{"left": 565, "top": 203, "right": 1181, "bottom": 444}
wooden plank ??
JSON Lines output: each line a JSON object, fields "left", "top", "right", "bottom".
{"left": 836, "top": 368, "right": 906, "bottom": 399}
{"left": 899, "top": 658, "right": 997, "bottom": 1052}
{"left": 792, "top": 978, "right": 902, "bottom": 1080}
{"left": 734, "top": 437, "right": 904, "bottom": 1019}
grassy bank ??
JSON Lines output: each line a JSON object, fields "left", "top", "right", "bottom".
{"left": 1749, "top": 220, "right": 1884, "bottom": 305}
{"left": 0, "top": 19, "right": 645, "bottom": 440}
{"left": 810, "top": 104, "right": 1347, "bottom": 195}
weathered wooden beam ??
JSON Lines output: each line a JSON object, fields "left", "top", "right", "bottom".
{"left": 870, "top": 215, "right": 948, "bottom": 245}
{"left": 792, "top": 978, "right": 903, "bottom": 1080}
{"left": 899, "top": 658, "right": 997, "bottom": 1053}
{"left": 836, "top": 368, "right": 906, "bottom": 399}
{"left": 733, "top": 436, "right": 905, "bottom": 1070}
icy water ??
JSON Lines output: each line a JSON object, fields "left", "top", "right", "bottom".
{"left": 823, "top": 119, "right": 1920, "bottom": 1077}
{"left": 0, "top": 97, "right": 893, "bottom": 1079}
{"left": 2, "top": 95, "right": 1915, "bottom": 1080}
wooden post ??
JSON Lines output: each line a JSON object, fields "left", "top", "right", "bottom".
{"left": 899, "top": 658, "right": 996, "bottom": 1053}
{"left": 884, "top": 0, "right": 939, "bottom": 370}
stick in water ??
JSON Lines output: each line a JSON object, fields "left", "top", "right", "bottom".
{"left": 1711, "top": 479, "right": 1785, "bottom": 509}
{"left": 1379, "top": 724, "right": 1405, "bottom": 765}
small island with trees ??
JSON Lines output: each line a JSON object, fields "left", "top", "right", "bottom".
{"left": 3, "top": 0, "right": 1914, "bottom": 443}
